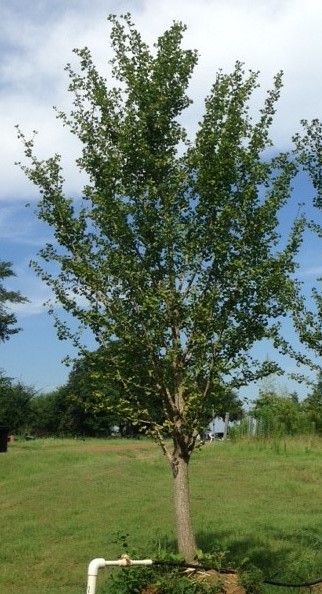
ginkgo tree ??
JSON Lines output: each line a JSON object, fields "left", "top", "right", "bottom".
{"left": 292, "top": 120, "right": 322, "bottom": 361}
{"left": 18, "top": 14, "right": 305, "bottom": 560}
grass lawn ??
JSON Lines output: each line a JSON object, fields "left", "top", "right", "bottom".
{"left": 1, "top": 436, "right": 322, "bottom": 594}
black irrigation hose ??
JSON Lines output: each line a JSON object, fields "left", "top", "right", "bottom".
{"left": 151, "top": 559, "right": 322, "bottom": 588}
{"left": 262, "top": 576, "right": 322, "bottom": 588}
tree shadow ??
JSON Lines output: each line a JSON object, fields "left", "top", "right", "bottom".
{"left": 154, "top": 527, "right": 307, "bottom": 580}
{"left": 196, "top": 529, "right": 292, "bottom": 576}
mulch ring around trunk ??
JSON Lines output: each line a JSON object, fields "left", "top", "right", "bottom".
{"left": 191, "top": 569, "right": 246, "bottom": 594}
{"left": 142, "top": 568, "right": 246, "bottom": 594}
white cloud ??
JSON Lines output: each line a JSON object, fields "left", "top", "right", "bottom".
{"left": 7, "top": 259, "right": 92, "bottom": 317}
{"left": 4, "top": 270, "right": 52, "bottom": 316}
{"left": 1, "top": 0, "right": 322, "bottom": 204}
{"left": 0, "top": 203, "right": 48, "bottom": 245}
{"left": 12, "top": 296, "right": 49, "bottom": 316}
{"left": 303, "top": 266, "right": 322, "bottom": 277}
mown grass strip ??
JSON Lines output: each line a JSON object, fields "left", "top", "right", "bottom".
{"left": 1, "top": 436, "right": 322, "bottom": 594}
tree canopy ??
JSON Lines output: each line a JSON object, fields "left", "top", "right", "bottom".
{"left": 0, "top": 260, "right": 27, "bottom": 342}
{"left": 291, "top": 120, "right": 322, "bottom": 360}
{"left": 252, "top": 387, "right": 303, "bottom": 436}
{"left": 0, "top": 372, "right": 35, "bottom": 433}
{"left": 301, "top": 372, "right": 322, "bottom": 434}
{"left": 18, "top": 14, "right": 306, "bottom": 559}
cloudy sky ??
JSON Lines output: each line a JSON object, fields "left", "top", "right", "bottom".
{"left": 1, "top": 0, "right": 322, "bottom": 397}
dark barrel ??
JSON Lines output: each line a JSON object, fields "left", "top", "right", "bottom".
{"left": 0, "top": 426, "right": 9, "bottom": 452}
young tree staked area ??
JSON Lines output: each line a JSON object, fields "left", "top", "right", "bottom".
{"left": 19, "top": 15, "right": 304, "bottom": 560}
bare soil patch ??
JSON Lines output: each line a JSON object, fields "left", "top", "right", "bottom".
{"left": 194, "top": 569, "right": 246, "bottom": 594}
{"left": 73, "top": 440, "right": 154, "bottom": 453}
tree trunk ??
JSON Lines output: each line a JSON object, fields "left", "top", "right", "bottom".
{"left": 172, "top": 451, "right": 196, "bottom": 561}
{"left": 223, "top": 411, "right": 230, "bottom": 440}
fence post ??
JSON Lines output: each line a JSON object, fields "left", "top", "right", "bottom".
{"left": 223, "top": 413, "right": 229, "bottom": 440}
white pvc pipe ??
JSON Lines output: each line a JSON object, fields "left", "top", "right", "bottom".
{"left": 87, "top": 559, "right": 107, "bottom": 594}
{"left": 86, "top": 556, "right": 154, "bottom": 594}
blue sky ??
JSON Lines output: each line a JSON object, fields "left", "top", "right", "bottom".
{"left": 1, "top": 0, "right": 322, "bottom": 397}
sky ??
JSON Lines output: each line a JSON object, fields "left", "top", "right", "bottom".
{"left": 1, "top": 0, "right": 322, "bottom": 398}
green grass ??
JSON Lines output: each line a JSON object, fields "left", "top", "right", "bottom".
{"left": 1, "top": 436, "right": 322, "bottom": 593}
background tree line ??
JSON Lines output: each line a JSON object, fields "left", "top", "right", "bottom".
{"left": 2, "top": 357, "right": 322, "bottom": 439}
{"left": 236, "top": 375, "right": 322, "bottom": 438}
{"left": 0, "top": 346, "right": 244, "bottom": 437}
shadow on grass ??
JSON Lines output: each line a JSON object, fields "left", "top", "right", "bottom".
{"left": 154, "top": 527, "right": 316, "bottom": 581}
{"left": 154, "top": 532, "right": 285, "bottom": 570}
{"left": 196, "top": 529, "right": 291, "bottom": 576}
{"left": 197, "top": 528, "right": 322, "bottom": 591}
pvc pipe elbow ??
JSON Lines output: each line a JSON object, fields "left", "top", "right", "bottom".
{"left": 88, "top": 558, "right": 107, "bottom": 576}
{"left": 87, "top": 559, "right": 107, "bottom": 594}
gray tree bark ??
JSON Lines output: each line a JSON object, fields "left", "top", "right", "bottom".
{"left": 172, "top": 451, "right": 196, "bottom": 561}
